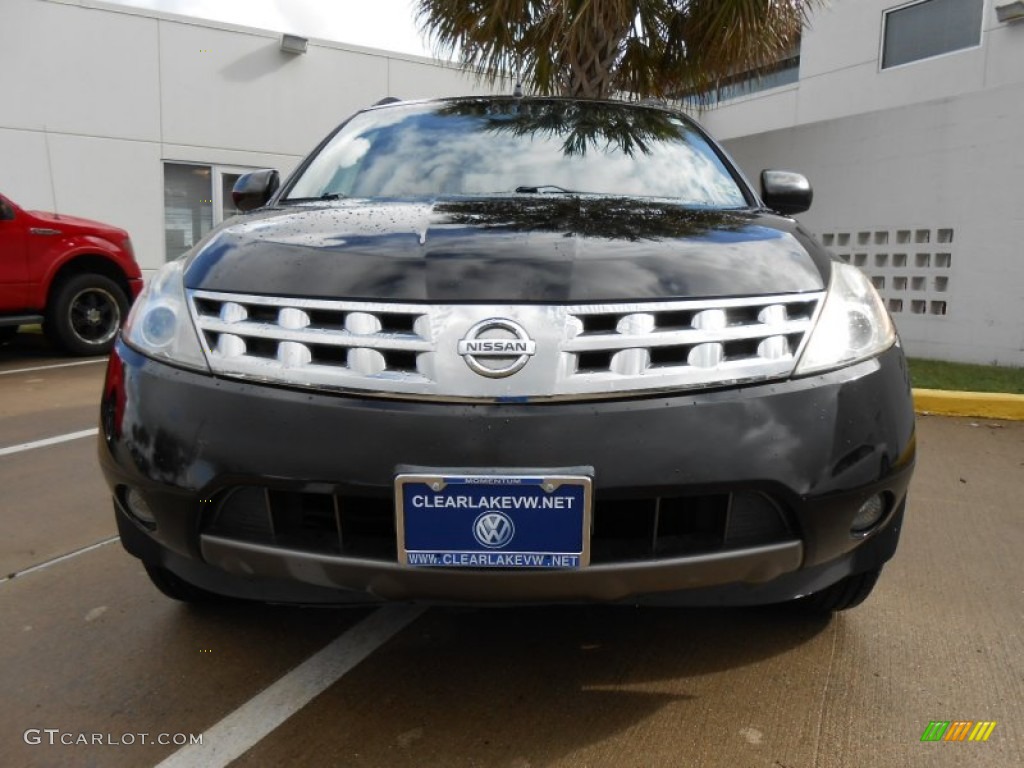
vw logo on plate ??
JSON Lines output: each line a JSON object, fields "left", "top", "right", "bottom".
{"left": 473, "top": 511, "right": 516, "bottom": 549}
{"left": 457, "top": 318, "right": 536, "bottom": 378}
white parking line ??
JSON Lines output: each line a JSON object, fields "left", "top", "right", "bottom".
{"left": 155, "top": 604, "right": 426, "bottom": 768}
{"left": 0, "top": 358, "right": 106, "bottom": 376}
{"left": 0, "top": 428, "right": 99, "bottom": 457}
{"left": 0, "top": 536, "right": 120, "bottom": 584}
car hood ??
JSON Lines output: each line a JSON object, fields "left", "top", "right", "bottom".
{"left": 28, "top": 210, "right": 128, "bottom": 239}
{"left": 184, "top": 197, "right": 827, "bottom": 303}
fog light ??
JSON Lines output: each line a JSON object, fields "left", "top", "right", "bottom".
{"left": 851, "top": 494, "right": 886, "bottom": 534}
{"left": 125, "top": 488, "right": 157, "bottom": 528}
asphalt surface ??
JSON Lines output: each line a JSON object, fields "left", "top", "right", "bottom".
{"left": 1, "top": 331, "right": 1021, "bottom": 768}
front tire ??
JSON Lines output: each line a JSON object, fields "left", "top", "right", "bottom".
{"left": 790, "top": 567, "right": 882, "bottom": 614}
{"left": 143, "top": 563, "right": 225, "bottom": 603}
{"left": 46, "top": 273, "right": 129, "bottom": 356}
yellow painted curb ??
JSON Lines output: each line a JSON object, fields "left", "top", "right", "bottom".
{"left": 913, "top": 388, "right": 1024, "bottom": 421}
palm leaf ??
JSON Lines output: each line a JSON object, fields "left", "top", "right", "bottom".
{"left": 415, "top": 0, "right": 821, "bottom": 100}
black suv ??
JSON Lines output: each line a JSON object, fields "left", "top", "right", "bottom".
{"left": 99, "top": 97, "right": 915, "bottom": 612}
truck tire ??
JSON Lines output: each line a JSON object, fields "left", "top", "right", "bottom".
{"left": 46, "top": 273, "right": 129, "bottom": 356}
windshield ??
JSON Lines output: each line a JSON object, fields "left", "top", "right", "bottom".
{"left": 283, "top": 99, "right": 750, "bottom": 208}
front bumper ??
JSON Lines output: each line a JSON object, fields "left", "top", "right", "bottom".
{"left": 99, "top": 341, "right": 915, "bottom": 605}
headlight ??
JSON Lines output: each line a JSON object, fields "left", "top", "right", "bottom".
{"left": 795, "top": 263, "right": 895, "bottom": 375}
{"left": 123, "top": 259, "right": 209, "bottom": 371}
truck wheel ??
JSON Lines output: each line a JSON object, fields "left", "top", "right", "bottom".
{"left": 789, "top": 568, "right": 883, "bottom": 614}
{"left": 47, "top": 273, "right": 129, "bottom": 356}
{"left": 0, "top": 326, "right": 17, "bottom": 345}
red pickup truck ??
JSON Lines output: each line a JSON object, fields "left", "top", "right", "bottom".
{"left": 0, "top": 193, "right": 143, "bottom": 355}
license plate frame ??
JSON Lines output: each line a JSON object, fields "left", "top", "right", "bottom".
{"left": 395, "top": 471, "right": 592, "bottom": 569}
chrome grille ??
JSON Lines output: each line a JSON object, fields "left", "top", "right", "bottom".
{"left": 190, "top": 290, "right": 434, "bottom": 396}
{"left": 189, "top": 289, "right": 824, "bottom": 401}
{"left": 564, "top": 295, "right": 820, "bottom": 381}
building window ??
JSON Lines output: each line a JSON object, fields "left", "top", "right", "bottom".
{"left": 163, "top": 163, "right": 254, "bottom": 261}
{"left": 681, "top": 45, "right": 801, "bottom": 106}
{"left": 881, "top": 0, "right": 984, "bottom": 69}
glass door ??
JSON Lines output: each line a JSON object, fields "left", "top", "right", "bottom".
{"left": 164, "top": 163, "right": 262, "bottom": 261}
{"left": 163, "top": 163, "right": 213, "bottom": 262}
{"left": 213, "top": 166, "right": 252, "bottom": 225}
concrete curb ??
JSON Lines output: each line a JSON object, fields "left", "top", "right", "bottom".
{"left": 913, "top": 388, "right": 1024, "bottom": 421}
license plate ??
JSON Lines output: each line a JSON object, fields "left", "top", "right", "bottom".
{"left": 396, "top": 472, "right": 592, "bottom": 569}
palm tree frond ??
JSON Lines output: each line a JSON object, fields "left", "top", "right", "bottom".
{"left": 415, "top": 0, "right": 823, "bottom": 100}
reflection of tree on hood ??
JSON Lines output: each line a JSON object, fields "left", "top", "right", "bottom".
{"left": 438, "top": 99, "right": 689, "bottom": 158}
{"left": 435, "top": 196, "right": 753, "bottom": 242}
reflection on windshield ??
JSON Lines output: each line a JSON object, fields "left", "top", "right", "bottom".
{"left": 438, "top": 100, "right": 686, "bottom": 158}
{"left": 285, "top": 99, "right": 748, "bottom": 207}
{"left": 435, "top": 197, "right": 753, "bottom": 242}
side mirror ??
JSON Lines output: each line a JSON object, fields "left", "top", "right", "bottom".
{"left": 760, "top": 170, "right": 812, "bottom": 216}
{"left": 232, "top": 170, "right": 280, "bottom": 212}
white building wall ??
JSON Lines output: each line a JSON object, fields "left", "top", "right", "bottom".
{"left": 0, "top": 0, "right": 493, "bottom": 274}
{"left": 701, "top": 0, "right": 1018, "bottom": 141}
{"left": 699, "top": 0, "right": 1024, "bottom": 366}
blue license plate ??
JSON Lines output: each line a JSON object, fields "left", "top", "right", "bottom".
{"left": 396, "top": 473, "right": 592, "bottom": 569}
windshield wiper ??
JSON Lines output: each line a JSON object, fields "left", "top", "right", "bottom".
{"left": 514, "top": 185, "right": 576, "bottom": 194}
{"left": 281, "top": 193, "right": 344, "bottom": 204}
